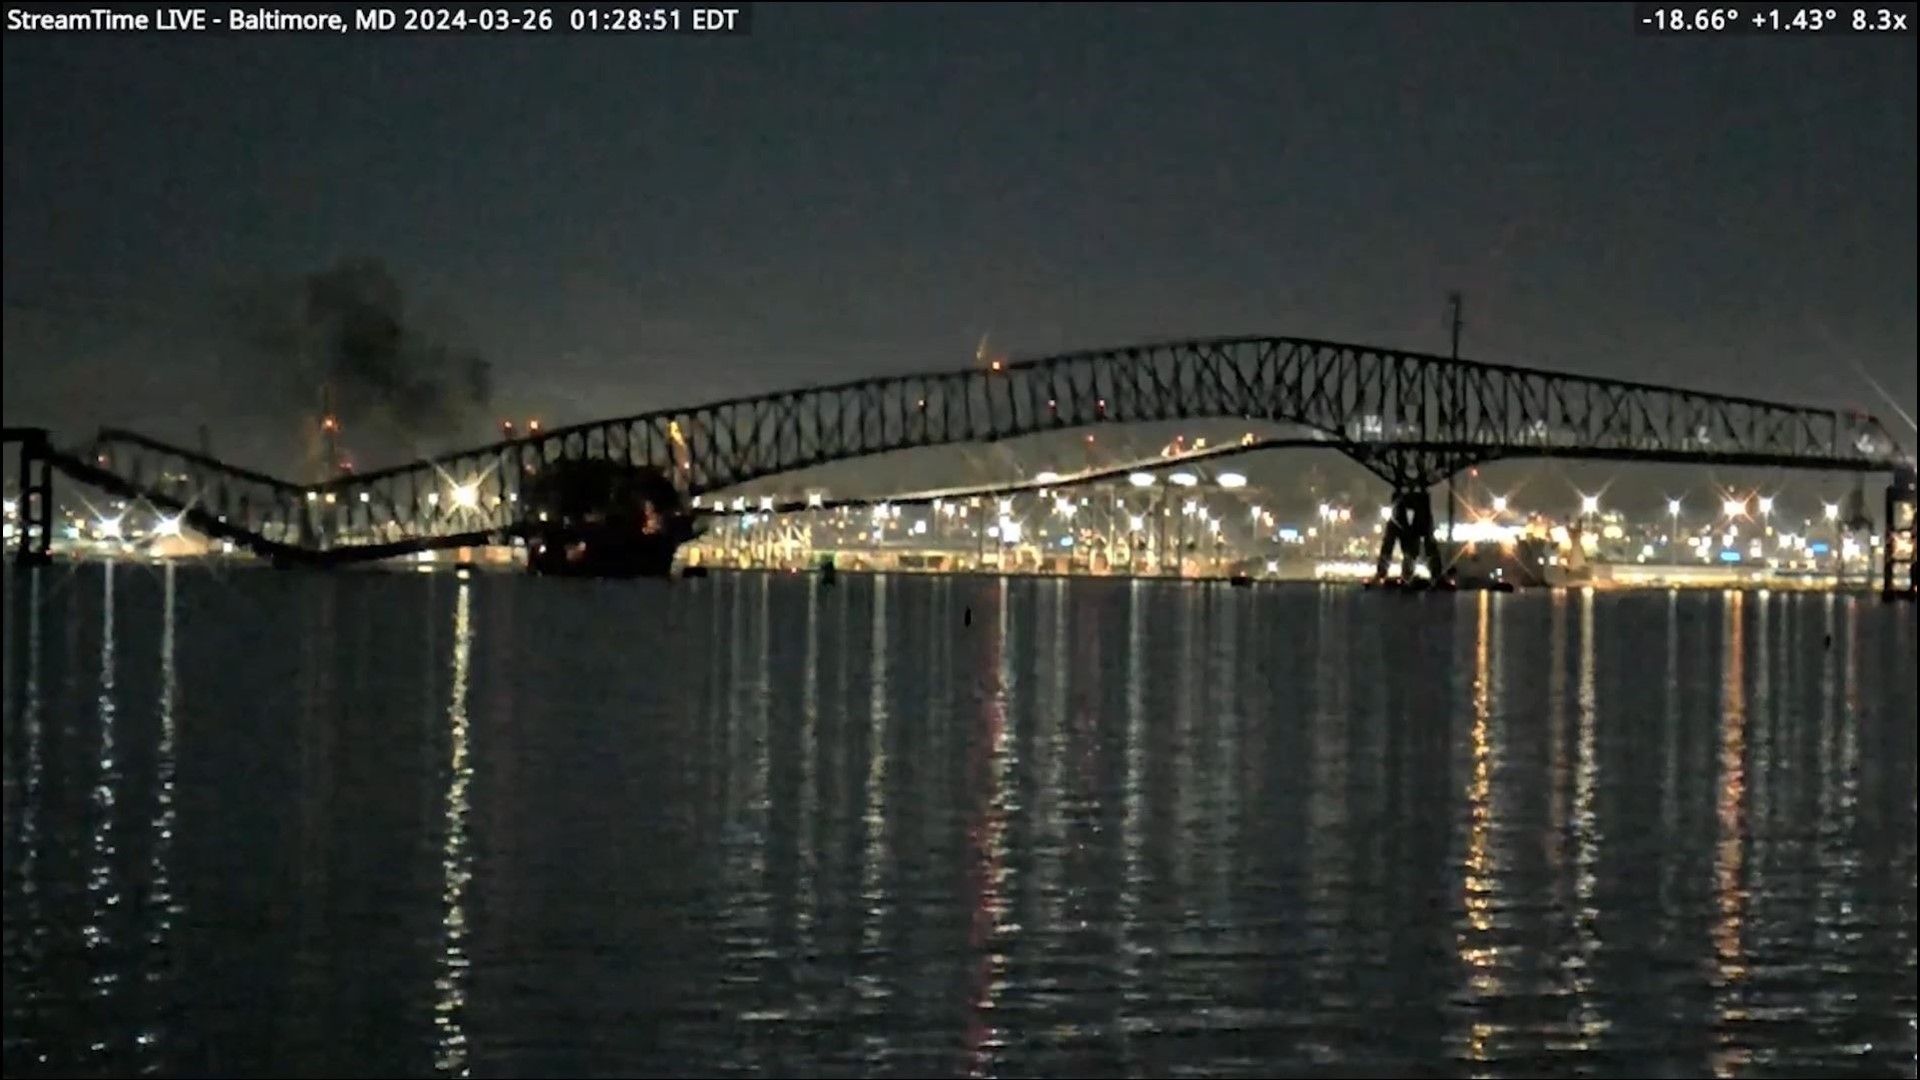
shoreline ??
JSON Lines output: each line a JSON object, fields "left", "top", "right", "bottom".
{"left": 5, "top": 551, "right": 1898, "bottom": 597}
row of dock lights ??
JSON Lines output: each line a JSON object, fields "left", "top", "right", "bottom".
{"left": 61, "top": 514, "right": 182, "bottom": 542}
{"left": 298, "top": 480, "right": 487, "bottom": 510}
{"left": 1553, "top": 492, "right": 1793, "bottom": 520}
{"left": 1122, "top": 470, "right": 1248, "bottom": 489}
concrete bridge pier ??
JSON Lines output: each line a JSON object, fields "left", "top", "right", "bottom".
{"left": 1886, "top": 472, "right": 1917, "bottom": 600}
{"left": 4, "top": 427, "right": 55, "bottom": 567}
{"left": 1374, "top": 487, "right": 1445, "bottom": 583}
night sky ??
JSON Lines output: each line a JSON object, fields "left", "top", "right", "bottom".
{"left": 4, "top": 2, "right": 1915, "bottom": 484}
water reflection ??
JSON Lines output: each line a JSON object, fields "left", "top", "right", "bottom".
{"left": 798, "top": 580, "right": 820, "bottom": 979}
{"left": 855, "top": 577, "right": 891, "bottom": 1070}
{"left": 6, "top": 571, "right": 46, "bottom": 1071}
{"left": 139, "top": 564, "right": 180, "bottom": 1069}
{"left": 1713, "top": 592, "right": 1751, "bottom": 1078}
{"left": 965, "top": 578, "right": 1014, "bottom": 1079}
{"left": 1457, "top": 591, "right": 1501, "bottom": 1063}
{"left": 433, "top": 582, "right": 475, "bottom": 1076}
{"left": 0, "top": 570, "right": 1913, "bottom": 1079}
{"left": 1117, "top": 581, "right": 1148, "bottom": 1070}
{"left": 1570, "top": 588, "right": 1608, "bottom": 1047}
{"left": 84, "top": 561, "right": 121, "bottom": 1064}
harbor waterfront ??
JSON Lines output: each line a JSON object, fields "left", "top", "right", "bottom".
{"left": 7, "top": 479, "right": 1908, "bottom": 593}
{"left": 3, "top": 563, "right": 1914, "bottom": 1077}
{"left": 5, "top": 4, "right": 1915, "bottom": 1075}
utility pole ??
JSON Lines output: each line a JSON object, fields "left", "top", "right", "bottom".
{"left": 1446, "top": 292, "right": 1463, "bottom": 560}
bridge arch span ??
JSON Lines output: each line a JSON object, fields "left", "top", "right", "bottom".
{"left": 24, "top": 334, "right": 1906, "bottom": 573}
{"left": 481, "top": 334, "right": 1896, "bottom": 498}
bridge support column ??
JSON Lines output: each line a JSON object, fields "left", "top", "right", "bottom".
{"left": 8, "top": 428, "right": 55, "bottom": 568}
{"left": 1885, "top": 473, "right": 1916, "bottom": 600}
{"left": 1374, "top": 488, "right": 1445, "bottom": 583}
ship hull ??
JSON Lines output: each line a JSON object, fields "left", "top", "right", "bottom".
{"left": 516, "top": 458, "right": 697, "bottom": 579}
{"left": 525, "top": 531, "right": 682, "bottom": 579}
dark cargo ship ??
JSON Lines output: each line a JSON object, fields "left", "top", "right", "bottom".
{"left": 519, "top": 459, "right": 700, "bottom": 578}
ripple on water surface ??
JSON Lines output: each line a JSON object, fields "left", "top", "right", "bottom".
{"left": 3, "top": 566, "right": 1916, "bottom": 1077}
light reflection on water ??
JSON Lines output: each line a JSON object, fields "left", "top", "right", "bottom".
{"left": 2, "top": 565, "right": 1916, "bottom": 1079}
{"left": 434, "top": 582, "right": 475, "bottom": 1077}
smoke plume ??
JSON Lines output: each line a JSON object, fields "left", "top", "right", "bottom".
{"left": 233, "top": 257, "right": 493, "bottom": 464}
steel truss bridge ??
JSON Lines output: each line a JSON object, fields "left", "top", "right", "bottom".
{"left": 7, "top": 334, "right": 1915, "bottom": 590}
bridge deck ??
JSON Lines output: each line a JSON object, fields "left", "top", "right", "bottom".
{"left": 9, "top": 334, "right": 1910, "bottom": 566}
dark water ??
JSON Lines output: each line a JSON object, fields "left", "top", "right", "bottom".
{"left": 3, "top": 564, "right": 1916, "bottom": 1079}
